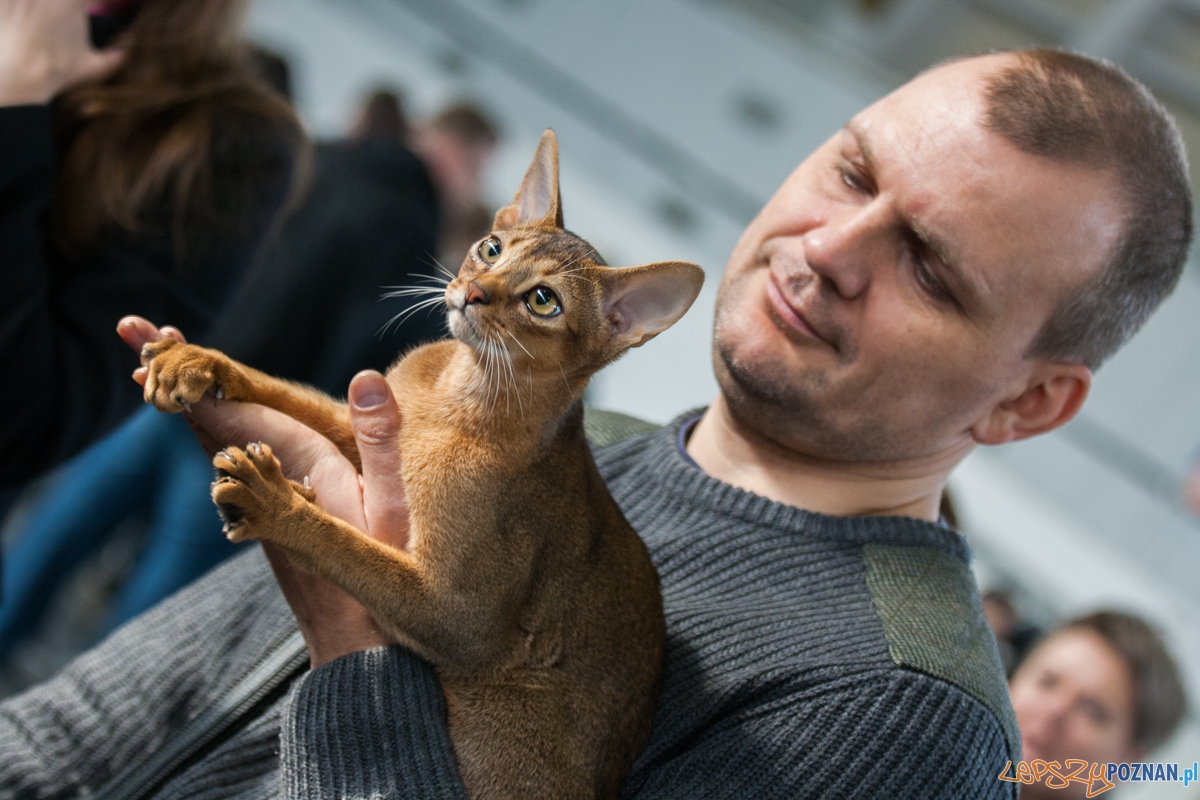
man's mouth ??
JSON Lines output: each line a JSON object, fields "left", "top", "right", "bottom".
{"left": 764, "top": 271, "right": 830, "bottom": 348}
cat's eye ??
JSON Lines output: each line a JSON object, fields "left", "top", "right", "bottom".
{"left": 525, "top": 286, "right": 561, "bottom": 317}
{"left": 479, "top": 236, "right": 502, "bottom": 264}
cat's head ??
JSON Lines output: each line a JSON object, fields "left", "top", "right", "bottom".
{"left": 445, "top": 130, "right": 704, "bottom": 400}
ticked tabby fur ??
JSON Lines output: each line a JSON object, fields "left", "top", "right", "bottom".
{"left": 140, "top": 130, "right": 705, "bottom": 799}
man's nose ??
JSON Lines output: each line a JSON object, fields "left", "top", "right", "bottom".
{"left": 800, "top": 201, "right": 892, "bottom": 300}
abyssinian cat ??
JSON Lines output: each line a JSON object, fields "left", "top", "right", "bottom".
{"left": 140, "top": 130, "right": 704, "bottom": 798}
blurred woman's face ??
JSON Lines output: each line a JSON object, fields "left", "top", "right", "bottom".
{"left": 1009, "top": 628, "right": 1140, "bottom": 797}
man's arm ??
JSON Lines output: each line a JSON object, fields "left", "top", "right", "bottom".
{"left": 0, "top": 546, "right": 299, "bottom": 797}
{"left": 275, "top": 654, "right": 1013, "bottom": 799}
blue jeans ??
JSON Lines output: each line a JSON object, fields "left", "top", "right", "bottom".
{"left": 0, "top": 406, "right": 247, "bottom": 655}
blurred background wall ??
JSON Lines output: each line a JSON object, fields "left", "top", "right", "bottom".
{"left": 239, "top": 0, "right": 1200, "bottom": 787}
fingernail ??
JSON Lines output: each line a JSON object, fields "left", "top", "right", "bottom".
{"left": 350, "top": 372, "right": 389, "bottom": 410}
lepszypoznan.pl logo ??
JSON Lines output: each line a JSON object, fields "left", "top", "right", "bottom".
{"left": 997, "top": 759, "right": 1198, "bottom": 797}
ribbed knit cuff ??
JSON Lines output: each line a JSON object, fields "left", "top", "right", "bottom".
{"left": 279, "top": 645, "right": 468, "bottom": 799}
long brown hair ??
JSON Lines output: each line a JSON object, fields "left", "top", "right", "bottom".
{"left": 52, "top": 0, "right": 308, "bottom": 268}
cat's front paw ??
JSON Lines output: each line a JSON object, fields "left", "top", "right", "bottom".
{"left": 143, "top": 339, "right": 239, "bottom": 413}
{"left": 210, "top": 443, "right": 316, "bottom": 543}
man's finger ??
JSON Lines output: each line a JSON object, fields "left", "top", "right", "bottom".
{"left": 348, "top": 371, "right": 409, "bottom": 548}
{"left": 187, "top": 397, "right": 331, "bottom": 481}
{"left": 186, "top": 397, "right": 367, "bottom": 530}
{"left": 116, "top": 315, "right": 162, "bottom": 352}
{"left": 116, "top": 316, "right": 187, "bottom": 353}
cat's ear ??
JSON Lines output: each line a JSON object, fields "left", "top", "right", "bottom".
{"left": 493, "top": 129, "right": 564, "bottom": 231}
{"left": 601, "top": 261, "right": 705, "bottom": 350}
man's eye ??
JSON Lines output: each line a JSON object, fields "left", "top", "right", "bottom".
{"left": 915, "top": 260, "right": 944, "bottom": 296}
{"left": 838, "top": 164, "right": 868, "bottom": 193}
{"left": 910, "top": 249, "right": 954, "bottom": 305}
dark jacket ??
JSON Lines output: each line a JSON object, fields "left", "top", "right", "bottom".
{"left": 0, "top": 104, "right": 297, "bottom": 487}
{"left": 208, "top": 137, "right": 444, "bottom": 397}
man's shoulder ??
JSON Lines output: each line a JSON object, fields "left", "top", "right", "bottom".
{"left": 861, "top": 542, "right": 1021, "bottom": 766}
{"left": 583, "top": 407, "right": 662, "bottom": 449}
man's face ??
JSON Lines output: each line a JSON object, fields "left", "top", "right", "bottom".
{"left": 712, "top": 55, "right": 1123, "bottom": 462}
{"left": 1010, "top": 629, "right": 1140, "bottom": 797}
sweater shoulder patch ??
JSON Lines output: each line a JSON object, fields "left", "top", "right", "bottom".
{"left": 863, "top": 543, "right": 1021, "bottom": 765}
{"left": 583, "top": 407, "right": 660, "bottom": 448}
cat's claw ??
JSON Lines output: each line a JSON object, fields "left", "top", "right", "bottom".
{"left": 210, "top": 443, "right": 316, "bottom": 543}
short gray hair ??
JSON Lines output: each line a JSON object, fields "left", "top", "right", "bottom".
{"left": 983, "top": 50, "right": 1192, "bottom": 370}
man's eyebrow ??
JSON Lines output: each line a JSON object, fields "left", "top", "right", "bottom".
{"left": 844, "top": 122, "right": 876, "bottom": 174}
{"left": 845, "top": 121, "right": 982, "bottom": 311}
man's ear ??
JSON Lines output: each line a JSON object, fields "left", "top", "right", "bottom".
{"left": 971, "top": 362, "right": 1092, "bottom": 445}
{"left": 493, "top": 129, "right": 563, "bottom": 231}
{"left": 601, "top": 261, "right": 705, "bottom": 350}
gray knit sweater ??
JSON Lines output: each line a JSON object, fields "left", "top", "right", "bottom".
{"left": 0, "top": 412, "right": 1019, "bottom": 799}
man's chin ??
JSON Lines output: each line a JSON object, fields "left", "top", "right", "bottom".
{"left": 715, "top": 335, "right": 821, "bottom": 417}
{"left": 713, "top": 337, "right": 912, "bottom": 463}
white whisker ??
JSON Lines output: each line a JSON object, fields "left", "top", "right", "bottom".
{"left": 417, "top": 253, "right": 459, "bottom": 282}
{"left": 503, "top": 329, "right": 534, "bottom": 360}
{"left": 501, "top": 341, "right": 524, "bottom": 416}
{"left": 376, "top": 295, "right": 446, "bottom": 338}
{"left": 432, "top": 258, "right": 458, "bottom": 281}
{"left": 379, "top": 286, "right": 446, "bottom": 299}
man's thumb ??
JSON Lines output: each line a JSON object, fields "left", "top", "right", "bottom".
{"left": 348, "top": 371, "right": 408, "bottom": 543}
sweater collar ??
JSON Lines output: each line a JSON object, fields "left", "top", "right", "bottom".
{"left": 633, "top": 409, "right": 973, "bottom": 564}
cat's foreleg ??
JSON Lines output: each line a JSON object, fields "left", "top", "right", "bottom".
{"left": 210, "top": 442, "right": 489, "bottom": 667}
{"left": 143, "top": 339, "right": 360, "bottom": 468}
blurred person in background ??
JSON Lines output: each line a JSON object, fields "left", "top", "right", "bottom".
{"left": 983, "top": 590, "right": 1042, "bottom": 676}
{"left": 0, "top": 0, "right": 306, "bottom": 489}
{"left": 0, "top": 82, "right": 448, "bottom": 672}
{"left": 1010, "top": 611, "right": 1186, "bottom": 799}
{"left": 210, "top": 85, "right": 445, "bottom": 390}
{"left": 409, "top": 101, "right": 500, "bottom": 267}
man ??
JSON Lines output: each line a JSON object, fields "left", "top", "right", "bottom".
{"left": 0, "top": 50, "right": 1190, "bottom": 798}
{"left": 1010, "top": 611, "right": 1186, "bottom": 799}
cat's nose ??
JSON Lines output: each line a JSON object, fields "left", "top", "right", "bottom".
{"left": 466, "top": 281, "right": 490, "bottom": 305}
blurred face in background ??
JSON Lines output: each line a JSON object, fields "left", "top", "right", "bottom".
{"left": 711, "top": 54, "right": 1120, "bottom": 463}
{"left": 412, "top": 126, "right": 495, "bottom": 215}
{"left": 1009, "top": 628, "right": 1140, "bottom": 799}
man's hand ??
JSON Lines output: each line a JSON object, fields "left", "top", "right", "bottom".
{"left": 0, "top": 0, "right": 124, "bottom": 106}
{"left": 118, "top": 316, "right": 411, "bottom": 667}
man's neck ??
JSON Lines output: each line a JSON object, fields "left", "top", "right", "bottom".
{"left": 685, "top": 395, "right": 973, "bottom": 522}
